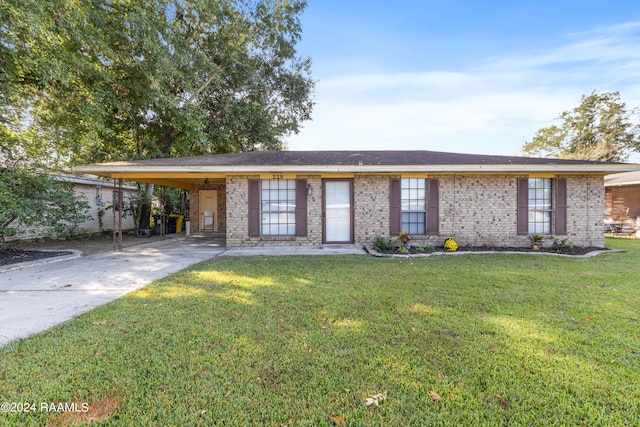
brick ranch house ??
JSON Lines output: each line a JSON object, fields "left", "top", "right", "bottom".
{"left": 75, "top": 150, "right": 639, "bottom": 248}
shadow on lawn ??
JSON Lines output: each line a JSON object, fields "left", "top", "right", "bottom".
{"left": 4, "top": 252, "right": 637, "bottom": 425}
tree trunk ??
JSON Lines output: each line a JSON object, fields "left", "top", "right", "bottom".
{"left": 138, "top": 184, "right": 154, "bottom": 230}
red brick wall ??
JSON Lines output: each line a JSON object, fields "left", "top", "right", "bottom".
{"left": 605, "top": 185, "right": 640, "bottom": 219}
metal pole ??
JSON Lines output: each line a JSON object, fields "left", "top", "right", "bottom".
{"left": 113, "top": 179, "right": 116, "bottom": 251}
{"left": 118, "top": 178, "right": 123, "bottom": 250}
{"left": 160, "top": 187, "right": 165, "bottom": 242}
{"left": 113, "top": 178, "right": 123, "bottom": 251}
{"left": 161, "top": 214, "right": 165, "bottom": 242}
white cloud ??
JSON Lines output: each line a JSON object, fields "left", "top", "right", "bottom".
{"left": 287, "top": 21, "right": 640, "bottom": 157}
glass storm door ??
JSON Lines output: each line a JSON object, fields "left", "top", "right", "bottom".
{"left": 324, "top": 180, "right": 352, "bottom": 243}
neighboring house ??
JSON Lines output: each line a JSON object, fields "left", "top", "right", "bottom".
{"left": 61, "top": 174, "right": 137, "bottom": 233}
{"left": 7, "top": 174, "right": 136, "bottom": 241}
{"left": 605, "top": 171, "right": 640, "bottom": 220}
{"left": 75, "top": 150, "right": 640, "bottom": 248}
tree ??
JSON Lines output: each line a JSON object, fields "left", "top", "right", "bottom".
{"left": 521, "top": 91, "right": 640, "bottom": 162}
{"left": 0, "top": 168, "right": 91, "bottom": 249}
{"left": 1, "top": 0, "right": 314, "bottom": 160}
{"left": 1, "top": 0, "right": 314, "bottom": 229}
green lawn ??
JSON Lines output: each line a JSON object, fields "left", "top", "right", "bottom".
{"left": 1, "top": 238, "right": 639, "bottom": 426}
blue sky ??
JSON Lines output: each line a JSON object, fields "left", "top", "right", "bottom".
{"left": 285, "top": 1, "right": 640, "bottom": 159}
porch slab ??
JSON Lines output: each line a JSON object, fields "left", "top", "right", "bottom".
{"left": 220, "top": 244, "right": 367, "bottom": 256}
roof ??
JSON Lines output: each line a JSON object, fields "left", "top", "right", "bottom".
{"left": 78, "top": 150, "right": 624, "bottom": 168}
{"left": 605, "top": 171, "right": 640, "bottom": 187}
{"left": 73, "top": 150, "right": 640, "bottom": 190}
{"left": 55, "top": 173, "right": 138, "bottom": 190}
{"left": 76, "top": 151, "right": 640, "bottom": 171}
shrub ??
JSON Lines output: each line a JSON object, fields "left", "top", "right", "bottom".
{"left": 0, "top": 169, "right": 91, "bottom": 249}
{"left": 529, "top": 233, "right": 544, "bottom": 244}
{"left": 444, "top": 238, "right": 458, "bottom": 252}
{"left": 397, "top": 246, "right": 409, "bottom": 254}
{"left": 552, "top": 238, "right": 574, "bottom": 253}
{"left": 397, "top": 231, "right": 411, "bottom": 244}
{"left": 373, "top": 236, "right": 395, "bottom": 253}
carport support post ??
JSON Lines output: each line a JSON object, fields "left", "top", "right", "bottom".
{"left": 113, "top": 178, "right": 123, "bottom": 251}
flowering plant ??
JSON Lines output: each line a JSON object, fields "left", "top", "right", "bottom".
{"left": 397, "top": 231, "right": 412, "bottom": 244}
{"left": 444, "top": 238, "right": 458, "bottom": 252}
{"left": 529, "top": 233, "right": 544, "bottom": 244}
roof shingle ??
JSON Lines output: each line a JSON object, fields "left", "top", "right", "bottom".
{"left": 89, "top": 150, "right": 618, "bottom": 167}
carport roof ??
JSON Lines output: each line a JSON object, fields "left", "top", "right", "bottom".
{"left": 73, "top": 150, "right": 640, "bottom": 189}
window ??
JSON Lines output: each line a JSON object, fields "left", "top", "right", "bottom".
{"left": 401, "top": 178, "right": 426, "bottom": 234}
{"left": 528, "top": 178, "right": 552, "bottom": 234}
{"left": 261, "top": 179, "right": 296, "bottom": 236}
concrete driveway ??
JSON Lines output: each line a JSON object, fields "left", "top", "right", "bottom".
{"left": 0, "top": 236, "right": 225, "bottom": 347}
{"left": 0, "top": 234, "right": 367, "bottom": 348}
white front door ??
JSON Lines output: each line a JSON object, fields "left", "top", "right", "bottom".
{"left": 324, "top": 180, "right": 352, "bottom": 243}
{"left": 199, "top": 190, "right": 217, "bottom": 232}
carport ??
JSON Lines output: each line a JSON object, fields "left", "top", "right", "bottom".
{"left": 75, "top": 157, "right": 228, "bottom": 250}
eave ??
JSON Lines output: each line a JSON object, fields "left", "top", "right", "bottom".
{"left": 75, "top": 163, "right": 640, "bottom": 176}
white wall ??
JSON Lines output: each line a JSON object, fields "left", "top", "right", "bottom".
{"left": 77, "top": 183, "right": 136, "bottom": 233}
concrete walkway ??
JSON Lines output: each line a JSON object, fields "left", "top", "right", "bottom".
{"left": 0, "top": 237, "right": 366, "bottom": 347}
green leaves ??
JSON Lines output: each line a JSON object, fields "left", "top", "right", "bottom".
{"left": 1, "top": 0, "right": 314, "bottom": 232}
{"left": 2, "top": 0, "right": 314, "bottom": 166}
{"left": 2, "top": 249, "right": 640, "bottom": 424}
{"left": 521, "top": 91, "right": 639, "bottom": 162}
{"left": 0, "top": 169, "right": 91, "bottom": 247}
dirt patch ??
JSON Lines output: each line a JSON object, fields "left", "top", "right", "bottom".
{"left": 0, "top": 248, "right": 74, "bottom": 266}
{"left": 50, "top": 396, "right": 123, "bottom": 426}
{"left": 1, "top": 232, "right": 177, "bottom": 267}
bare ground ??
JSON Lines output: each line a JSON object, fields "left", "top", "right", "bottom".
{"left": 1, "top": 232, "right": 176, "bottom": 266}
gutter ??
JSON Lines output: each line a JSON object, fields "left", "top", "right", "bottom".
{"left": 56, "top": 175, "right": 138, "bottom": 189}
{"left": 605, "top": 180, "right": 640, "bottom": 187}
{"left": 74, "top": 163, "right": 640, "bottom": 175}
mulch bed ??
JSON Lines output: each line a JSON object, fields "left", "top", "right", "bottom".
{"left": 0, "top": 248, "right": 74, "bottom": 267}
{"left": 374, "top": 245, "right": 609, "bottom": 256}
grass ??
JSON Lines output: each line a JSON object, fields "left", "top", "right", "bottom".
{"left": 1, "top": 238, "right": 639, "bottom": 426}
